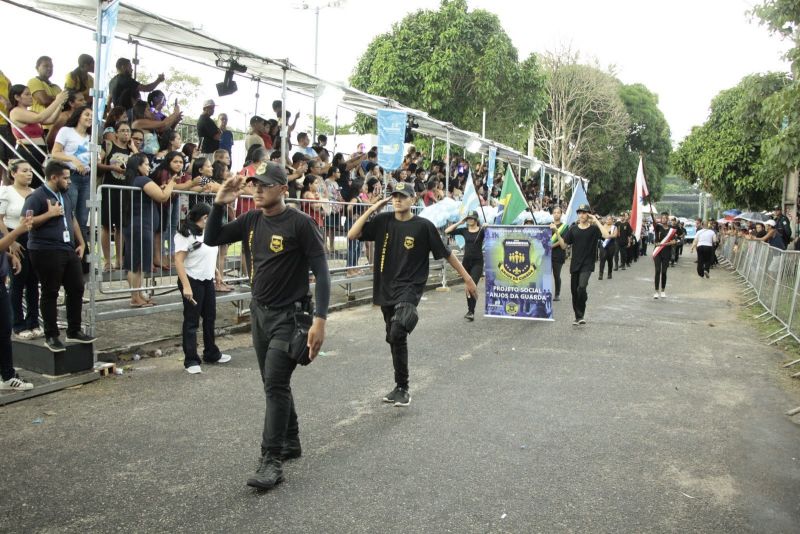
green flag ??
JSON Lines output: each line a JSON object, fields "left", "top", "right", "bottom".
{"left": 498, "top": 166, "right": 527, "bottom": 224}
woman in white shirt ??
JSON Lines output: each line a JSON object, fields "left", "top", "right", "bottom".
{"left": 51, "top": 105, "right": 92, "bottom": 246}
{"left": 690, "top": 220, "right": 717, "bottom": 279}
{"left": 174, "top": 202, "right": 231, "bottom": 374}
{"left": 0, "top": 160, "right": 41, "bottom": 339}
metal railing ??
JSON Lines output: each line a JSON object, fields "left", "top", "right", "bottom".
{"left": 719, "top": 236, "right": 800, "bottom": 347}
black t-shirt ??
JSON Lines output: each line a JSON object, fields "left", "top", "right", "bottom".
{"left": 204, "top": 204, "right": 325, "bottom": 307}
{"left": 22, "top": 185, "right": 76, "bottom": 252}
{"left": 360, "top": 212, "right": 451, "bottom": 306}
{"left": 102, "top": 142, "right": 132, "bottom": 186}
{"left": 197, "top": 114, "right": 220, "bottom": 154}
{"left": 110, "top": 74, "right": 139, "bottom": 108}
{"left": 450, "top": 227, "right": 484, "bottom": 260}
{"left": 653, "top": 223, "right": 673, "bottom": 259}
{"left": 551, "top": 242, "right": 566, "bottom": 264}
{"left": 616, "top": 221, "right": 631, "bottom": 246}
{"left": 563, "top": 223, "right": 602, "bottom": 273}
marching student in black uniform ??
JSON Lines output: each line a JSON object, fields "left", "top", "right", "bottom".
{"left": 445, "top": 210, "right": 485, "bottom": 320}
{"left": 551, "top": 204, "right": 612, "bottom": 325}
{"left": 598, "top": 215, "right": 617, "bottom": 280}
{"left": 348, "top": 182, "right": 478, "bottom": 407}
{"left": 672, "top": 221, "right": 686, "bottom": 265}
{"left": 204, "top": 162, "right": 331, "bottom": 491}
{"left": 550, "top": 206, "right": 566, "bottom": 301}
{"left": 652, "top": 212, "right": 678, "bottom": 299}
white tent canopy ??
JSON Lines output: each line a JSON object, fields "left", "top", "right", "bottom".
{"left": 7, "top": 0, "right": 584, "bottom": 180}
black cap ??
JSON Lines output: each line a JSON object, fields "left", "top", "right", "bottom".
{"left": 773, "top": 205, "right": 782, "bottom": 211}
{"left": 247, "top": 162, "right": 287, "bottom": 186}
{"left": 391, "top": 182, "right": 415, "bottom": 197}
{"left": 465, "top": 210, "right": 480, "bottom": 221}
{"left": 576, "top": 203, "right": 591, "bottom": 213}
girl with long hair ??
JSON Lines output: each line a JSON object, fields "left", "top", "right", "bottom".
{"left": 174, "top": 202, "right": 231, "bottom": 374}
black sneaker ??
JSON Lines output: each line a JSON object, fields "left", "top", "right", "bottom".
{"left": 553, "top": 295, "right": 560, "bottom": 301}
{"left": 247, "top": 456, "right": 284, "bottom": 490}
{"left": 382, "top": 387, "right": 402, "bottom": 404}
{"left": 45, "top": 336, "right": 66, "bottom": 352}
{"left": 464, "top": 311, "right": 474, "bottom": 321}
{"left": 280, "top": 438, "right": 302, "bottom": 461}
{"left": 608, "top": 273, "right": 612, "bottom": 279}
{"left": 598, "top": 274, "right": 603, "bottom": 280}
{"left": 65, "top": 331, "right": 96, "bottom": 344}
{"left": 393, "top": 388, "right": 411, "bottom": 407}
{"left": 705, "top": 272, "right": 710, "bottom": 279}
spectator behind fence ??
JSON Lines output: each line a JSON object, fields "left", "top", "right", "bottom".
{"left": 0, "top": 69, "right": 13, "bottom": 184}
{"left": 293, "top": 132, "right": 317, "bottom": 161}
{"left": 97, "top": 121, "right": 135, "bottom": 271}
{"left": 131, "top": 100, "right": 181, "bottom": 163}
{"left": 210, "top": 158, "right": 233, "bottom": 293}
{"left": 100, "top": 106, "right": 128, "bottom": 144}
{"left": 147, "top": 90, "right": 167, "bottom": 121}
{"left": 22, "top": 160, "right": 94, "bottom": 352}
{"left": 244, "top": 116, "right": 266, "bottom": 153}
{"left": 218, "top": 114, "right": 233, "bottom": 158}
{"left": 63, "top": 54, "right": 94, "bottom": 105}
{"left": 345, "top": 178, "right": 367, "bottom": 275}
{"left": 0, "top": 216, "right": 35, "bottom": 391}
{"left": 27, "top": 56, "right": 61, "bottom": 136}
{"left": 324, "top": 166, "right": 344, "bottom": 253}
{"left": 122, "top": 153, "right": 175, "bottom": 308}
{"left": 289, "top": 153, "right": 309, "bottom": 200}
{"left": 109, "top": 58, "right": 165, "bottom": 110}
{"left": 47, "top": 90, "right": 86, "bottom": 149}
{"left": 0, "top": 159, "right": 41, "bottom": 339}
{"left": 155, "top": 130, "right": 182, "bottom": 162}
{"left": 197, "top": 100, "right": 220, "bottom": 158}
{"left": 174, "top": 202, "right": 232, "bottom": 374}
{"left": 51, "top": 105, "right": 92, "bottom": 248}
{"left": 8, "top": 84, "right": 68, "bottom": 186}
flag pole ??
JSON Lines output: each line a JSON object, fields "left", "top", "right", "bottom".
{"left": 509, "top": 165, "right": 538, "bottom": 225}
{"left": 639, "top": 153, "right": 657, "bottom": 226}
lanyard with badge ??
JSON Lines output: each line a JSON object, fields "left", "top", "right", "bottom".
{"left": 43, "top": 182, "right": 70, "bottom": 243}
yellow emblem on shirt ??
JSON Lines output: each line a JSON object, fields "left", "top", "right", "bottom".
{"left": 270, "top": 235, "right": 284, "bottom": 253}
{"left": 403, "top": 236, "right": 415, "bottom": 250}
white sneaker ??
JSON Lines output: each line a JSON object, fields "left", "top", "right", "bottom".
{"left": 31, "top": 327, "right": 44, "bottom": 339}
{"left": 660, "top": 291, "right": 666, "bottom": 298}
{"left": 0, "top": 375, "right": 34, "bottom": 391}
{"left": 653, "top": 292, "right": 659, "bottom": 299}
{"left": 14, "top": 330, "right": 35, "bottom": 340}
{"left": 186, "top": 365, "right": 202, "bottom": 374}
{"left": 217, "top": 354, "right": 232, "bottom": 364}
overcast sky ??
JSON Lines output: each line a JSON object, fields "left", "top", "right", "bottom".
{"left": 0, "top": 0, "right": 791, "bottom": 144}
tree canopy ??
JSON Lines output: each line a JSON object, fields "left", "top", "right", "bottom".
{"left": 672, "top": 72, "right": 790, "bottom": 208}
{"left": 349, "top": 0, "right": 547, "bottom": 150}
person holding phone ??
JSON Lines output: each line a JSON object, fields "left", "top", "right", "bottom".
{"left": 174, "top": 202, "right": 231, "bottom": 374}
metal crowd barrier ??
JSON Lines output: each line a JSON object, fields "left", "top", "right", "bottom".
{"left": 719, "top": 236, "right": 800, "bottom": 347}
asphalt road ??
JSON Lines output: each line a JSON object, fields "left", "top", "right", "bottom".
{"left": 1, "top": 253, "right": 799, "bottom": 533}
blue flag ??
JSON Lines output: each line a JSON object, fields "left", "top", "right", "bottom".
{"left": 377, "top": 109, "right": 406, "bottom": 171}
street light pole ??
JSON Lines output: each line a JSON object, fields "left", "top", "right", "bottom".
{"left": 312, "top": 5, "right": 319, "bottom": 142}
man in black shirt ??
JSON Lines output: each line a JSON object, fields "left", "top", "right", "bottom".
{"left": 652, "top": 212, "right": 678, "bottom": 299}
{"left": 552, "top": 203, "right": 612, "bottom": 325}
{"left": 615, "top": 213, "right": 632, "bottom": 269}
{"left": 204, "top": 162, "right": 330, "bottom": 491}
{"left": 348, "top": 182, "right": 478, "bottom": 407}
{"left": 22, "top": 161, "right": 95, "bottom": 352}
{"left": 197, "top": 99, "right": 220, "bottom": 157}
{"left": 108, "top": 58, "right": 164, "bottom": 109}
{"left": 772, "top": 205, "right": 792, "bottom": 250}
{"left": 445, "top": 210, "right": 485, "bottom": 321}
{"left": 673, "top": 222, "right": 686, "bottom": 264}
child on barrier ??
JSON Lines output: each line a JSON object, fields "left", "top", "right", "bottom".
{"left": 174, "top": 202, "right": 231, "bottom": 374}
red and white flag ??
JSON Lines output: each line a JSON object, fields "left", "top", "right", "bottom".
{"left": 630, "top": 157, "right": 649, "bottom": 241}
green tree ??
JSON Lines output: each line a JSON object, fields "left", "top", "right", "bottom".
{"left": 672, "top": 72, "right": 790, "bottom": 208}
{"left": 751, "top": 1, "right": 800, "bottom": 181}
{"left": 531, "top": 51, "right": 630, "bottom": 188}
{"left": 592, "top": 83, "right": 672, "bottom": 213}
{"left": 308, "top": 115, "right": 354, "bottom": 136}
{"left": 349, "top": 0, "right": 547, "bottom": 150}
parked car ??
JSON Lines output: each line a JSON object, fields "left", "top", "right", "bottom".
{"left": 683, "top": 222, "right": 697, "bottom": 243}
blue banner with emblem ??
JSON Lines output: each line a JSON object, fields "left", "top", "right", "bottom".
{"left": 483, "top": 225, "right": 553, "bottom": 321}
{"left": 377, "top": 109, "right": 406, "bottom": 171}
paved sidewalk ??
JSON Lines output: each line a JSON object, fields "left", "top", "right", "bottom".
{"left": 0, "top": 252, "right": 798, "bottom": 533}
